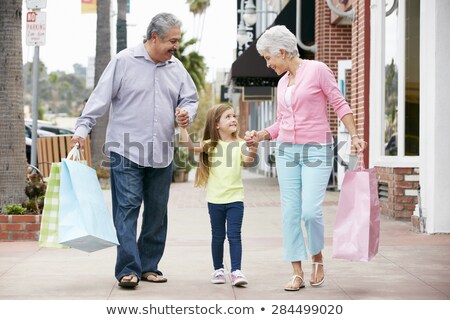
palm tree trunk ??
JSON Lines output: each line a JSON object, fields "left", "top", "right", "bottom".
{"left": 90, "top": 0, "right": 111, "bottom": 170}
{"left": 116, "top": 0, "right": 127, "bottom": 53}
{"left": 0, "top": 0, "right": 28, "bottom": 209}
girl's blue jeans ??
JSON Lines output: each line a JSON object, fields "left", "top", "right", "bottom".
{"left": 207, "top": 201, "right": 244, "bottom": 272}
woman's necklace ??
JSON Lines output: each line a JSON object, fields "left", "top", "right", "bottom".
{"left": 288, "top": 60, "right": 302, "bottom": 86}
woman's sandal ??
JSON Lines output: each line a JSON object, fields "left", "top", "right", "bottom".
{"left": 118, "top": 274, "right": 139, "bottom": 288}
{"left": 310, "top": 262, "right": 325, "bottom": 287}
{"left": 284, "top": 274, "right": 305, "bottom": 291}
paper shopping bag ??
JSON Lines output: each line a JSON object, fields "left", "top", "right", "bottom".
{"left": 39, "top": 163, "right": 68, "bottom": 248}
{"left": 58, "top": 157, "right": 119, "bottom": 252}
{"left": 332, "top": 165, "right": 381, "bottom": 262}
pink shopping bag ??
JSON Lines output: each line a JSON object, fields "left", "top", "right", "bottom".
{"left": 332, "top": 157, "right": 381, "bottom": 262}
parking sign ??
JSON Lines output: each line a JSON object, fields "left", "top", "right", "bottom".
{"left": 26, "top": 11, "right": 47, "bottom": 46}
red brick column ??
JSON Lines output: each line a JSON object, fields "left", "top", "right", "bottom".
{"left": 0, "top": 215, "right": 42, "bottom": 241}
{"left": 376, "top": 167, "right": 419, "bottom": 219}
{"left": 315, "top": 0, "right": 352, "bottom": 135}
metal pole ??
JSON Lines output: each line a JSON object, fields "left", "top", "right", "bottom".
{"left": 30, "top": 45, "right": 39, "bottom": 167}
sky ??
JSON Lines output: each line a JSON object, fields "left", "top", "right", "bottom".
{"left": 22, "top": 0, "right": 237, "bottom": 81}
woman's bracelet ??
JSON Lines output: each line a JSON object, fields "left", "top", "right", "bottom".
{"left": 351, "top": 134, "right": 360, "bottom": 139}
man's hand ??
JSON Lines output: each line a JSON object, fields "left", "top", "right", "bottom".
{"left": 175, "top": 107, "right": 189, "bottom": 128}
{"left": 71, "top": 135, "right": 85, "bottom": 150}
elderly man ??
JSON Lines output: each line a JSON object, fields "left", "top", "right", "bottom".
{"left": 71, "top": 13, "right": 198, "bottom": 288}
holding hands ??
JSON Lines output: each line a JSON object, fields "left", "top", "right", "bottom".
{"left": 244, "top": 130, "right": 268, "bottom": 148}
{"left": 175, "top": 107, "right": 189, "bottom": 128}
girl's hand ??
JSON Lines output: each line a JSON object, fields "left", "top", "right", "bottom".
{"left": 244, "top": 130, "right": 259, "bottom": 147}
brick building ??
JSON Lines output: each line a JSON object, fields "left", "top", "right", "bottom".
{"left": 230, "top": 0, "right": 450, "bottom": 233}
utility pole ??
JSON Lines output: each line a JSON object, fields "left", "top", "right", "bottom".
{"left": 25, "top": 0, "right": 47, "bottom": 167}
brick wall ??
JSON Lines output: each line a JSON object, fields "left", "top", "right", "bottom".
{"left": 315, "top": 0, "right": 352, "bottom": 135}
{"left": 0, "top": 215, "right": 42, "bottom": 241}
{"left": 350, "top": 0, "right": 369, "bottom": 142}
{"left": 376, "top": 167, "right": 419, "bottom": 219}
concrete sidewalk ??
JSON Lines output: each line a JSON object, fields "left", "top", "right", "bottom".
{"left": 0, "top": 170, "right": 449, "bottom": 300}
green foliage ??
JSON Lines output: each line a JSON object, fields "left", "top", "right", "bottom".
{"left": 186, "top": 0, "right": 211, "bottom": 15}
{"left": 4, "top": 205, "right": 26, "bottom": 215}
{"left": 23, "top": 61, "right": 92, "bottom": 117}
{"left": 173, "top": 146, "right": 194, "bottom": 173}
{"left": 174, "top": 33, "right": 207, "bottom": 92}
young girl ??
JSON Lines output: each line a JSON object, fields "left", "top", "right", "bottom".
{"left": 177, "top": 104, "right": 257, "bottom": 286}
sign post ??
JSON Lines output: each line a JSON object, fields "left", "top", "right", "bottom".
{"left": 26, "top": 0, "right": 47, "bottom": 167}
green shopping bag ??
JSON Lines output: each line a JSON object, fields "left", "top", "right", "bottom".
{"left": 38, "top": 163, "right": 68, "bottom": 248}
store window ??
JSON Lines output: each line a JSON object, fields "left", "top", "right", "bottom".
{"left": 383, "top": 0, "right": 420, "bottom": 157}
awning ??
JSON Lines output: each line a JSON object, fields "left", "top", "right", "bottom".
{"left": 231, "top": 0, "right": 315, "bottom": 87}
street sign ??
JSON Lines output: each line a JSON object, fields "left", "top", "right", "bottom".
{"left": 26, "top": 0, "right": 47, "bottom": 9}
{"left": 26, "top": 11, "right": 47, "bottom": 46}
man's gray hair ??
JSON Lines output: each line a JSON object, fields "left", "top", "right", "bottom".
{"left": 256, "top": 25, "right": 299, "bottom": 58}
{"left": 146, "top": 13, "right": 182, "bottom": 40}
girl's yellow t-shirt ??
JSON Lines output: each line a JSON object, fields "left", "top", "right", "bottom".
{"left": 206, "top": 140, "right": 245, "bottom": 204}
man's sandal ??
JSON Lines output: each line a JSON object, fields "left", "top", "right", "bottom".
{"left": 142, "top": 272, "right": 168, "bottom": 283}
{"left": 310, "top": 262, "right": 325, "bottom": 287}
{"left": 284, "top": 274, "right": 305, "bottom": 291}
{"left": 118, "top": 274, "right": 139, "bottom": 288}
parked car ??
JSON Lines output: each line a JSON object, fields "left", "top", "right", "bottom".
{"left": 37, "top": 125, "right": 74, "bottom": 135}
{"left": 25, "top": 124, "right": 56, "bottom": 164}
{"left": 25, "top": 120, "right": 74, "bottom": 135}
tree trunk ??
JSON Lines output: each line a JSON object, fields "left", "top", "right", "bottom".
{"left": 90, "top": 0, "right": 111, "bottom": 170}
{"left": 0, "top": 0, "right": 27, "bottom": 209}
{"left": 116, "top": 0, "right": 127, "bottom": 53}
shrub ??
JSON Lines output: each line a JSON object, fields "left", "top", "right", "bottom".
{"left": 24, "top": 172, "right": 46, "bottom": 215}
{"left": 4, "top": 204, "right": 26, "bottom": 215}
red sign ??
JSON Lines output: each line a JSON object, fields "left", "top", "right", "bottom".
{"left": 26, "top": 12, "right": 37, "bottom": 22}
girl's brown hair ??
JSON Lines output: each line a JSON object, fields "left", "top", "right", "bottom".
{"left": 194, "top": 104, "right": 238, "bottom": 187}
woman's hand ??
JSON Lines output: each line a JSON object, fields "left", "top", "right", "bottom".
{"left": 244, "top": 130, "right": 258, "bottom": 147}
{"left": 352, "top": 135, "right": 368, "bottom": 153}
{"left": 245, "top": 130, "right": 270, "bottom": 147}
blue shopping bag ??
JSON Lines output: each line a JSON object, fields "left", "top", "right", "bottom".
{"left": 58, "top": 147, "right": 119, "bottom": 252}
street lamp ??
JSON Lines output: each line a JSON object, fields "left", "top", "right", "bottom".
{"left": 236, "top": 15, "right": 249, "bottom": 47}
{"left": 242, "top": 0, "right": 257, "bottom": 26}
{"left": 236, "top": 0, "right": 277, "bottom": 48}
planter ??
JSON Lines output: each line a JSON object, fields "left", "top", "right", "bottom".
{"left": 172, "top": 169, "right": 189, "bottom": 183}
{"left": 0, "top": 215, "right": 42, "bottom": 241}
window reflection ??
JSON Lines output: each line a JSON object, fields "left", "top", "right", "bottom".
{"left": 384, "top": 0, "right": 398, "bottom": 156}
{"left": 405, "top": 0, "right": 420, "bottom": 156}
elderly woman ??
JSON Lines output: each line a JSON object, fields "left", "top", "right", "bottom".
{"left": 245, "top": 25, "right": 367, "bottom": 291}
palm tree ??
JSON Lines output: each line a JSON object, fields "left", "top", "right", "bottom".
{"left": 116, "top": 0, "right": 127, "bottom": 53}
{"left": 173, "top": 34, "right": 207, "bottom": 145}
{"left": 174, "top": 33, "right": 207, "bottom": 92}
{"left": 186, "top": 0, "right": 211, "bottom": 51}
{"left": 0, "top": 0, "right": 28, "bottom": 209}
{"left": 90, "top": 0, "right": 111, "bottom": 170}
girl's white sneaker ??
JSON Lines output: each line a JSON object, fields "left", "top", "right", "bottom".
{"left": 231, "top": 270, "right": 248, "bottom": 286}
{"left": 211, "top": 268, "right": 226, "bottom": 284}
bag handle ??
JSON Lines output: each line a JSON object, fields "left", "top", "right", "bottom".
{"left": 66, "top": 143, "right": 84, "bottom": 161}
{"left": 355, "top": 152, "right": 365, "bottom": 170}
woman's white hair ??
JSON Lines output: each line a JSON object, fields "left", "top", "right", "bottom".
{"left": 256, "top": 25, "right": 299, "bottom": 58}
